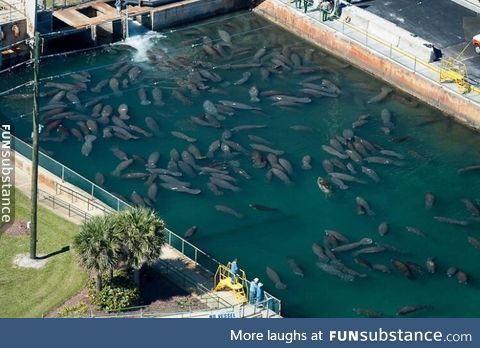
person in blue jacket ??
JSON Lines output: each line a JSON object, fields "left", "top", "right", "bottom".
{"left": 230, "top": 258, "right": 239, "bottom": 284}
{"left": 249, "top": 278, "right": 259, "bottom": 304}
{"left": 255, "top": 282, "right": 265, "bottom": 307}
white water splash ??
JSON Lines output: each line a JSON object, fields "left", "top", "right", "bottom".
{"left": 118, "top": 22, "right": 166, "bottom": 63}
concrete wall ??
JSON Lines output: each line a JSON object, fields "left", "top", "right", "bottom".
{"left": 151, "top": 0, "right": 248, "bottom": 31}
{"left": 14, "top": 152, "right": 57, "bottom": 192}
{"left": 25, "top": 0, "right": 35, "bottom": 35}
{"left": 341, "top": 6, "right": 436, "bottom": 62}
{"left": 254, "top": 0, "right": 480, "bottom": 130}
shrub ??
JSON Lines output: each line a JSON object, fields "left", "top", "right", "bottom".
{"left": 57, "top": 303, "right": 89, "bottom": 318}
{"left": 88, "top": 272, "right": 140, "bottom": 312}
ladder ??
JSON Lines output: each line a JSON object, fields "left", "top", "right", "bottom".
{"left": 440, "top": 57, "right": 471, "bottom": 94}
{"left": 213, "top": 262, "right": 248, "bottom": 304}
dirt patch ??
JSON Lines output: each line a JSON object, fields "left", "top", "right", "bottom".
{"left": 1, "top": 220, "right": 29, "bottom": 237}
{"left": 48, "top": 269, "right": 208, "bottom": 317}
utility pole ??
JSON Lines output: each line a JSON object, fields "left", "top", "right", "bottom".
{"left": 30, "top": 3, "right": 40, "bottom": 260}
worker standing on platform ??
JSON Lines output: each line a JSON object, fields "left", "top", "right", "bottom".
{"left": 230, "top": 258, "right": 239, "bottom": 284}
{"left": 320, "top": 0, "right": 329, "bottom": 21}
{"left": 303, "top": 0, "right": 309, "bottom": 13}
{"left": 249, "top": 278, "right": 259, "bottom": 304}
{"left": 255, "top": 282, "right": 265, "bottom": 307}
{"left": 115, "top": 0, "right": 122, "bottom": 14}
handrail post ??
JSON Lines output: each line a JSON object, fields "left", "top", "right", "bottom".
{"left": 61, "top": 166, "right": 64, "bottom": 182}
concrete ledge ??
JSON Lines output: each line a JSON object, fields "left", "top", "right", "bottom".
{"left": 254, "top": 0, "right": 480, "bottom": 130}
{"left": 341, "top": 5, "right": 436, "bottom": 62}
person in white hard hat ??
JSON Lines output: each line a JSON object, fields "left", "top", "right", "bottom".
{"left": 255, "top": 282, "right": 265, "bottom": 307}
{"left": 249, "top": 278, "right": 259, "bottom": 304}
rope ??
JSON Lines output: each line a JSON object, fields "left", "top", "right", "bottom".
{"left": 0, "top": 59, "right": 34, "bottom": 75}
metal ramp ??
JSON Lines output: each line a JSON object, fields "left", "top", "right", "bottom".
{"left": 213, "top": 262, "right": 248, "bottom": 304}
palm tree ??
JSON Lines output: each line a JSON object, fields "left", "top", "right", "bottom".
{"left": 73, "top": 214, "right": 120, "bottom": 292}
{"left": 113, "top": 207, "right": 166, "bottom": 286}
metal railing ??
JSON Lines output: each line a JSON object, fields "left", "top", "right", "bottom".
{"left": 44, "top": 0, "right": 90, "bottom": 10}
{"left": 11, "top": 134, "right": 283, "bottom": 315}
{"left": 56, "top": 182, "right": 115, "bottom": 213}
{"left": 276, "top": 0, "right": 480, "bottom": 97}
{"left": 0, "top": 0, "right": 26, "bottom": 22}
{"left": 38, "top": 188, "right": 93, "bottom": 222}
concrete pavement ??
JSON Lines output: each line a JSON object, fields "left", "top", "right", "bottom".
{"left": 355, "top": 0, "right": 480, "bottom": 84}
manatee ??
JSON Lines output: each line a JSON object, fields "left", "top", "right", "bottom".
{"left": 248, "top": 134, "right": 272, "bottom": 146}
{"left": 249, "top": 144, "right": 284, "bottom": 156}
{"left": 215, "top": 205, "right": 243, "bottom": 218}
{"left": 233, "top": 71, "right": 251, "bottom": 86}
{"left": 331, "top": 238, "right": 373, "bottom": 252}
{"left": 330, "top": 173, "right": 367, "bottom": 185}
{"left": 380, "top": 149, "right": 404, "bottom": 159}
{"left": 184, "top": 225, "right": 197, "bottom": 239}
{"left": 425, "top": 192, "right": 435, "bottom": 209}
{"left": 138, "top": 87, "right": 151, "bottom": 106}
{"left": 405, "top": 226, "right": 427, "bottom": 238}
{"left": 353, "top": 308, "right": 383, "bottom": 318}
{"left": 131, "top": 191, "right": 146, "bottom": 207}
{"left": 287, "top": 258, "right": 304, "bottom": 277}
{"left": 91, "top": 79, "right": 109, "bottom": 93}
{"left": 171, "top": 131, "right": 197, "bottom": 143}
{"left": 94, "top": 172, "right": 105, "bottom": 186}
{"left": 112, "top": 158, "right": 134, "bottom": 176}
{"left": 316, "top": 262, "right": 354, "bottom": 282}
{"left": 302, "top": 155, "right": 312, "bottom": 170}
{"left": 322, "top": 145, "right": 348, "bottom": 159}
{"left": 109, "top": 78, "right": 121, "bottom": 95}
{"left": 391, "top": 259, "right": 411, "bottom": 278}
{"left": 446, "top": 267, "right": 458, "bottom": 278}
{"left": 312, "top": 243, "right": 329, "bottom": 262}
{"left": 145, "top": 117, "right": 160, "bottom": 136}
{"left": 367, "top": 86, "right": 392, "bottom": 104}
{"left": 433, "top": 216, "right": 469, "bottom": 227}
{"left": 147, "top": 183, "right": 158, "bottom": 201}
{"left": 331, "top": 177, "right": 349, "bottom": 190}
{"left": 457, "top": 165, "right": 480, "bottom": 174}
{"left": 461, "top": 199, "right": 480, "bottom": 216}
{"left": 396, "top": 305, "right": 431, "bottom": 316}
{"left": 207, "top": 182, "right": 223, "bottom": 196}
{"left": 249, "top": 203, "right": 279, "bottom": 212}
{"left": 325, "top": 229, "right": 349, "bottom": 243}
{"left": 81, "top": 135, "right": 96, "bottom": 156}
{"left": 378, "top": 222, "right": 389, "bottom": 236}
{"left": 249, "top": 86, "right": 260, "bottom": 102}
{"left": 151, "top": 87, "right": 164, "bottom": 106}
{"left": 465, "top": 232, "right": 480, "bottom": 249}
{"left": 425, "top": 257, "right": 436, "bottom": 274}
{"left": 266, "top": 266, "right": 287, "bottom": 289}
{"left": 147, "top": 151, "right": 160, "bottom": 168}
{"left": 371, "top": 264, "right": 390, "bottom": 273}
{"left": 456, "top": 271, "right": 468, "bottom": 284}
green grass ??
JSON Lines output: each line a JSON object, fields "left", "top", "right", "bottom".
{"left": 0, "top": 189, "right": 87, "bottom": 318}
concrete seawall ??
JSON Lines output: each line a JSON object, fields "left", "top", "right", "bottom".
{"left": 254, "top": 0, "right": 480, "bottom": 129}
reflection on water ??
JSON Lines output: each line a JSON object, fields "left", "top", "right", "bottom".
{"left": 1, "top": 11, "right": 480, "bottom": 318}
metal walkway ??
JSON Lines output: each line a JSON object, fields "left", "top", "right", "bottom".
{"left": 52, "top": 0, "right": 191, "bottom": 28}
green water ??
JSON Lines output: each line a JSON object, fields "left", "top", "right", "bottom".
{"left": 1, "top": 11, "right": 480, "bottom": 318}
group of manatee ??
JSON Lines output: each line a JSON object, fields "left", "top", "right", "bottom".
{"left": 13, "top": 12, "right": 480, "bottom": 317}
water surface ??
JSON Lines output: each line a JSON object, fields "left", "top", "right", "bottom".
{"left": 1, "top": 11, "right": 480, "bottom": 318}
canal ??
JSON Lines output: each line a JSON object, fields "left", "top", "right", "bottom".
{"left": 1, "top": 11, "right": 480, "bottom": 317}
